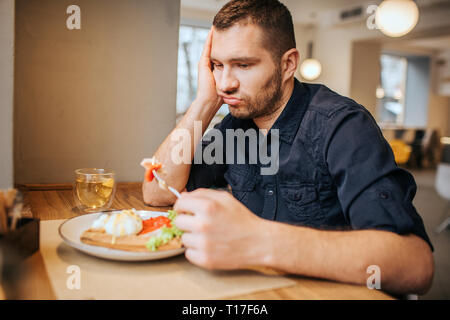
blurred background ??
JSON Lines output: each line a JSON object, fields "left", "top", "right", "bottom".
{"left": 0, "top": 0, "right": 449, "bottom": 299}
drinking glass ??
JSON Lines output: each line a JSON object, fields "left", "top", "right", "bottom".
{"left": 74, "top": 168, "right": 116, "bottom": 213}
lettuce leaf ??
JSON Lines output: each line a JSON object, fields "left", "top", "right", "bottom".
{"left": 145, "top": 210, "right": 184, "bottom": 251}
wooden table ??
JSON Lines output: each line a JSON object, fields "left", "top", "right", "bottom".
{"left": 11, "top": 183, "right": 394, "bottom": 300}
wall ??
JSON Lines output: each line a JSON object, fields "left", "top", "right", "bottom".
{"left": 14, "top": 0, "right": 180, "bottom": 183}
{"left": 404, "top": 56, "right": 431, "bottom": 127}
{"left": 436, "top": 49, "right": 450, "bottom": 95}
{"left": 0, "top": 0, "right": 14, "bottom": 189}
{"left": 350, "top": 40, "right": 382, "bottom": 116}
{"left": 428, "top": 94, "right": 450, "bottom": 137}
{"left": 294, "top": 24, "right": 315, "bottom": 81}
{"left": 428, "top": 50, "right": 450, "bottom": 137}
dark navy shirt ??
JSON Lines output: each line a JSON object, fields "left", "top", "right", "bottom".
{"left": 186, "top": 78, "right": 433, "bottom": 250}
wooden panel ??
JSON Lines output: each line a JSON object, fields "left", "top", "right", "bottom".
{"left": 22, "top": 183, "right": 171, "bottom": 220}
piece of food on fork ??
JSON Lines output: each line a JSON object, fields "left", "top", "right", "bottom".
{"left": 140, "top": 156, "right": 163, "bottom": 182}
{"left": 140, "top": 157, "right": 181, "bottom": 198}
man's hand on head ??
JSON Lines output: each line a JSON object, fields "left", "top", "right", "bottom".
{"left": 194, "top": 27, "right": 223, "bottom": 112}
{"left": 173, "top": 188, "right": 270, "bottom": 270}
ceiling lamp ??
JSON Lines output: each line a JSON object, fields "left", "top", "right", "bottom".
{"left": 376, "top": 0, "right": 419, "bottom": 37}
{"left": 300, "top": 42, "right": 322, "bottom": 81}
{"left": 376, "top": 86, "right": 385, "bottom": 99}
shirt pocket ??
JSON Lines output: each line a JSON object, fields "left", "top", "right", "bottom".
{"left": 280, "top": 183, "right": 323, "bottom": 223}
{"left": 224, "top": 166, "right": 257, "bottom": 202}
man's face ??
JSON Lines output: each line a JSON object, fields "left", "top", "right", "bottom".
{"left": 211, "top": 23, "right": 283, "bottom": 119}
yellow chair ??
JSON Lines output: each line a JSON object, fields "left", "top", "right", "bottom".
{"left": 389, "top": 139, "right": 412, "bottom": 165}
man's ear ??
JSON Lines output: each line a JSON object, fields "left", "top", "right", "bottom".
{"left": 281, "top": 48, "right": 299, "bottom": 82}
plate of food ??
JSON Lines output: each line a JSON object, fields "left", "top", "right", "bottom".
{"left": 58, "top": 209, "right": 185, "bottom": 261}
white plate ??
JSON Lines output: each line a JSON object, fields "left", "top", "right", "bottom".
{"left": 58, "top": 210, "right": 185, "bottom": 261}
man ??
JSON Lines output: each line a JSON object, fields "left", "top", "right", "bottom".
{"left": 143, "top": 0, "right": 434, "bottom": 295}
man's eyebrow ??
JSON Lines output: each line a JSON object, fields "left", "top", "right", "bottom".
{"left": 211, "top": 56, "right": 261, "bottom": 63}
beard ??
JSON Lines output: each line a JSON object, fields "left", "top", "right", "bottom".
{"left": 227, "top": 67, "right": 283, "bottom": 120}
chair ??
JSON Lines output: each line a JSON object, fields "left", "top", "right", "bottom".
{"left": 408, "top": 130, "right": 426, "bottom": 168}
{"left": 389, "top": 139, "right": 412, "bottom": 165}
{"left": 435, "top": 163, "right": 450, "bottom": 234}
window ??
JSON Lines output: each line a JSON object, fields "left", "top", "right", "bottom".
{"left": 377, "top": 54, "right": 408, "bottom": 125}
{"left": 177, "top": 24, "right": 229, "bottom": 124}
{"left": 377, "top": 53, "right": 430, "bottom": 127}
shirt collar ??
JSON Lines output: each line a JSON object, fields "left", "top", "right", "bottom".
{"left": 268, "top": 78, "right": 310, "bottom": 144}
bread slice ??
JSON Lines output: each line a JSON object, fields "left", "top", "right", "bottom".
{"left": 80, "top": 228, "right": 182, "bottom": 252}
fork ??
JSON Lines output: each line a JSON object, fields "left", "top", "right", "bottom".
{"left": 152, "top": 170, "right": 181, "bottom": 199}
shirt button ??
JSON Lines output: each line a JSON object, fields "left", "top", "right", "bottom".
{"left": 379, "top": 191, "right": 389, "bottom": 199}
{"left": 267, "top": 190, "right": 274, "bottom": 196}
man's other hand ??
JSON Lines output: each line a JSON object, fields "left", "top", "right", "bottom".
{"left": 173, "top": 188, "right": 269, "bottom": 270}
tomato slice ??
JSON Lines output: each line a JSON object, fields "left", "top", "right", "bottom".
{"left": 139, "top": 216, "right": 171, "bottom": 235}
{"left": 144, "top": 163, "right": 162, "bottom": 182}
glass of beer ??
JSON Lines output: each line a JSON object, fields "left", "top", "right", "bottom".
{"left": 74, "top": 168, "right": 116, "bottom": 213}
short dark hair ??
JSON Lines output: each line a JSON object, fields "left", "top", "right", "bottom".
{"left": 213, "top": 0, "right": 296, "bottom": 62}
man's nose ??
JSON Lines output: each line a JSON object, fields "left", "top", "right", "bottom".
{"left": 217, "top": 68, "right": 239, "bottom": 94}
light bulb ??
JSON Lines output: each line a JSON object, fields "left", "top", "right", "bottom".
{"left": 376, "top": 0, "right": 419, "bottom": 37}
{"left": 376, "top": 86, "right": 385, "bottom": 99}
{"left": 300, "top": 59, "right": 322, "bottom": 81}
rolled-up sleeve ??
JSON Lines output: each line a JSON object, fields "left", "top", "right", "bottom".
{"left": 325, "top": 106, "right": 433, "bottom": 250}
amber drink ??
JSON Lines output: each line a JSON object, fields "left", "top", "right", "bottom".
{"left": 74, "top": 168, "right": 116, "bottom": 213}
